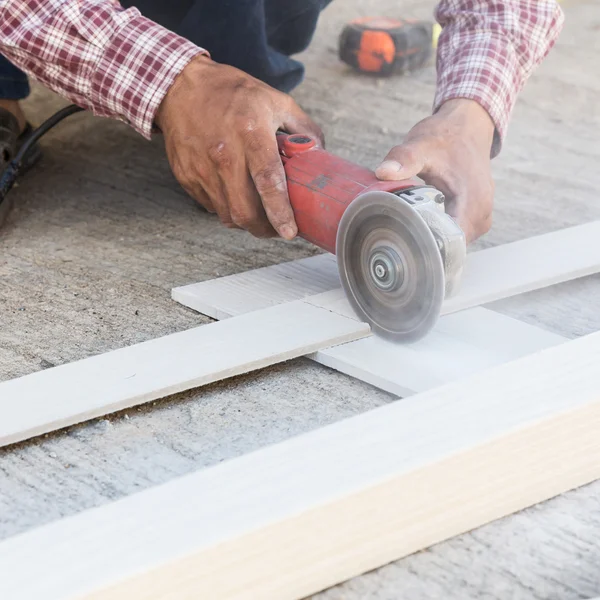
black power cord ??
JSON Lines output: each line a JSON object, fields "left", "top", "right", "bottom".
{"left": 0, "top": 103, "right": 84, "bottom": 204}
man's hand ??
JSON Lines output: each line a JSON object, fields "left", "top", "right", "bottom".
{"left": 375, "top": 99, "right": 495, "bottom": 243}
{"left": 155, "top": 55, "right": 323, "bottom": 239}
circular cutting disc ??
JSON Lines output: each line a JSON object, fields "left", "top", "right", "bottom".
{"left": 336, "top": 191, "right": 445, "bottom": 342}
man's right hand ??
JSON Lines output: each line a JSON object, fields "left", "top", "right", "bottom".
{"left": 155, "top": 55, "right": 323, "bottom": 240}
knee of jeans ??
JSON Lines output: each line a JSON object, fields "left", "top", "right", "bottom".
{"left": 267, "top": 1, "right": 326, "bottom": 56}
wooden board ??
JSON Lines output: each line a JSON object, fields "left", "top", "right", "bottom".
{"left": 0, "top": 300, "right": 369, "bottom": 448}
{"left": 309, "top": 308, "right": 565, "bottom": 397}
{"left": 2, "top": 329, "right": 600, "bottom": 600}
{"left": 171, "top": 224, "right": 594, "bottom": 396}
{"left": 172, "top": 221, "right": 600, "bottom": 319}
{"left": 173, "top": 253, "right": 340, "bottom": 319}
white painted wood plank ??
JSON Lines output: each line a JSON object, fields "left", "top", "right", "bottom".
{"left": 2, "top": 330, "right": 600, "bottom": 600}
{"left": 173, "top": 253, "right": 339, "bottom": 320}
{"left": 172, "top": 221, "right": 600, "bottom": 319}
{"left": 444, "top": 220, "right": 600, "bottom": 313}
{"left": 310, "top": 307, "right": 565, "bottom": 397}
{"left": 171, "top": 223, "right": 594, "bottom": 397}
{"left": 0, "top": 301, "right": 369, "bottom": 448}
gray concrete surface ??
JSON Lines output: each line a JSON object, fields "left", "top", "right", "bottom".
{"left": 1, "top": 0, "right": 600, "bottom": 598}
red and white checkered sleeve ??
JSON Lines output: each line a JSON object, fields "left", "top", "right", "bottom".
{"left": 0, "top": 0, "right": 207, "bottom": 139}
{"left": 433, "top": 0, "right": 564, "bottom": 157}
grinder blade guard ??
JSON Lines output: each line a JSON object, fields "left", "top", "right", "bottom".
{"left": 277, "top": 132, "right": 466, "bottom": 343}
{"left": 336, "top": 188, "right": 466, "bottom": 342}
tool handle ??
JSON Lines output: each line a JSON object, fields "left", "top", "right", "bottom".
{"left": 278, "top": 133, "right": 420, "bottom": 254}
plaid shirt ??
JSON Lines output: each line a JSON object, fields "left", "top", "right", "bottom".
{"left": 433, "top": 0, "right": 564, "bottom": 155}
{"left": 0, "top": 0, "right": 563, "bottom": 155}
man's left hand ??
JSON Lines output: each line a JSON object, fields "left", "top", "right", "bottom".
{"left": 375, "top": 98, "right": 495, "bottom": 244}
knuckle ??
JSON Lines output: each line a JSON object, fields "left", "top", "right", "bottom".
{"left": 397, "top": 145, "right": 419, "bottom": 166}
{"left": 244, "top": 132, "right": 268, "bottom": 156}
{"left": 235, "top": 114, "right": 261, "bottom": 137}
{"left": 253, "top": 166, "right": 287, "bottom": 197}
{"left": 233, "top": 76, "right": 261, "bottom": 96}
{"left": 207, "top": 142, "right": 231, "bottom": 168}
{"left": 242, "top": 118, "right": 259, "bottom": 136}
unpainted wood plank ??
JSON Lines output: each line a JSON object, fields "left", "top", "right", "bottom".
{"left": 2, "top": 330, "right": 600, "bottom": 600}
{"left": 0, "top": 300, "right": 369, "bottom": 448}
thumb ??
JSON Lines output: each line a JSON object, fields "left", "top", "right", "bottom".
{"left": 375, "top": 142, "right": 427, "bottom": 181}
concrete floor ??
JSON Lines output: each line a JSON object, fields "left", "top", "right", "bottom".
{"left": 1, "top": 0, "right": 600, "bottom": 598}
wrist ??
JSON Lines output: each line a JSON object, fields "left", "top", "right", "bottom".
{"left": 435, "top": 98, "right": 495, "bottom": 151}
{"left": 155, "top": 53, "right": 214, "bottom": 132}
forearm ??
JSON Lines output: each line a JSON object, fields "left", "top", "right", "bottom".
{"left": 0, "top": 0, "right": 205, "bottom": 138}
{"left": 433, "top": 0, "right": 564, "bottom": 157}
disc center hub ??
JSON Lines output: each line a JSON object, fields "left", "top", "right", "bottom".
{"left": 369, "top": 247, "right": 404, "bottom": 291}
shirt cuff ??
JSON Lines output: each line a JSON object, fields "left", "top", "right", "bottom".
{"left": 432, "top": 0, "right": 564, "bottom": 159}
{"left": 433, "top": 30, "right": 517, "bottom": 159}
{"left": 90, "top": 13, "right": 206, "bottom": 139}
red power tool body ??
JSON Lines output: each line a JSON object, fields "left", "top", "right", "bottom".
{"left": 277, "top": 132, "right": 466, "bottom": 342}
{"left": 277, "top": 132, "right": 419, "bottom": 254}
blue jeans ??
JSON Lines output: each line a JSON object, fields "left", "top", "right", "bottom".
{"left": 0, "top": 0, "right": 332, "bottom": 100}
{"left": 0, "top": 56, "right": 30, "bottom": 99}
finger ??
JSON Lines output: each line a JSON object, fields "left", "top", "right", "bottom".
{"left": 171, "top": 152, "right": 219, "bottom": 214}
{"left": 444, "top": 184, "right": 493, "bottom": 244}
{"left": 178, "top": 178, "right": 215, "bottom": 214}
{"left": 211, "top": 179, "right": 237, "bottom": 229}
{"left": 280, "top": 97, "right": 325, "bottom": 148}
{"left": 375, "top": 140, "right": 428, "bottom": 181}
{"left": 245, "top": 129, "right": 297, "bottom": 240}
{"left": 205, "top": 138, "right": 274, "bottom": 236}
{"left": 452, "top": 202, "right": 493, "bottom": 244}
{"left": 198, "top": 144, "right": 260, "bottom": 230}
{"left": 191, "top": 176, "right": 233, "bottom": 227}
{"left": 219, "top": 164, "right": 278, "bottom": 238}
{"left": 450, "top": 210, "right": 487, "bottom": 244}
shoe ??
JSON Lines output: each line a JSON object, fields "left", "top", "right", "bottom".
{"left": 0, "top": 108, "right": 19, "bottom": 170}
{"left": 0, "top": 108, "right": 43, "bottom": 173}
{"left": 0, "top": 107, "right": 43, "bottom": 227}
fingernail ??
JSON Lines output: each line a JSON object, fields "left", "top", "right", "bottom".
{"left": 376, "top": 160, "right": 403, "bottom": 174}
{"left": 280, "top": 225, "right": 296, "bottom": 240}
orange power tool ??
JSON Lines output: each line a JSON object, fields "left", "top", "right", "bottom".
{"left": 338, "top": 16, "right": 434, "bottom": 76}
{"left": 277, "top": 133, "right": 466, "bottom": 343}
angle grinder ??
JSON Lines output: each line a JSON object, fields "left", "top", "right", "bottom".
{"left": 0, "top": 106, "right": 466, "bottom": 343}
{"left": 278, "top": 132, "right": 466, "bottom": 342}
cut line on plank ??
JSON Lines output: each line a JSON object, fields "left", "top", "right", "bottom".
{"left": 2, "top": 329, "right": 600, "bottom": 600}
{"left": 0, "top": 300, "right": 369, "bottom": 448}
